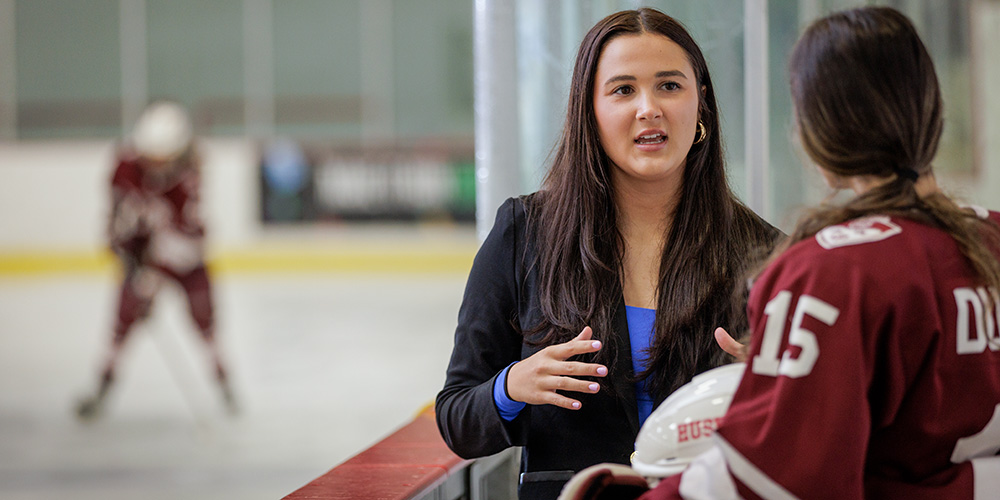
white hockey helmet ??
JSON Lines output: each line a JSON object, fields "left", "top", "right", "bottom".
{"left": 131, "top": 101, "right": 193, "bottom": 161}
{"left": 631, "top": 362, "right": 746, "bottom": 478}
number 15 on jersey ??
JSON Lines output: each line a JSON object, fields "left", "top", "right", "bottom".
{"left": 752, "top": 291, "right": 841, "bottom": 378}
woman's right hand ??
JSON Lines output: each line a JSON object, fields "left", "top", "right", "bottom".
{"left": 506, "top": 326, "right": 608, "bottom": 410}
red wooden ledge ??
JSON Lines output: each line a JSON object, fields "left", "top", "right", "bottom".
{"left": 283, "top": 407, "right": 470, "bottom": 500}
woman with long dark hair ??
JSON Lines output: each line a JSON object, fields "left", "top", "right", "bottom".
{"left": 631, "top": 6, "right": 1000, "bottom": 499}
{"left": 435, "top": 8, "right": 778, "bottom": 498}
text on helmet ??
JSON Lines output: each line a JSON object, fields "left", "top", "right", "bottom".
{"left": 677, "top": 417, "right": 724, "bottom": 443}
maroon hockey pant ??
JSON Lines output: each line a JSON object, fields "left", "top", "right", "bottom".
{"left": 113, "top": 263, "right": 214, "bottom": 345}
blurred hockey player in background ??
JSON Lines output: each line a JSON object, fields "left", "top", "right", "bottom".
{"left": 76, "top": 101, "right": 237, "bottom": 420}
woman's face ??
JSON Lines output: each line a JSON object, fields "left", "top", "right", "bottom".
{"left": 593, "top": 32, "right": 701, "bottom": 192}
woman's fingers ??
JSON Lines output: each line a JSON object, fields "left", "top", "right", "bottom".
{"left": 506, "top": 326, "right": 607, "bottom": 408}
{"left": 561, "top": 360, "right": 607, "bottom": 378}
{"left": 542, "top": 376, "right": 601, "bottom": 410}
{"left": 547, "top": 393, "right": 584, "bottom": 410}
{"left": 714, "top": 327, "right": 748, "bottom": 361}
{"left": 556, "top": 327, "right": 603, "bottom": 360}
{"left": 548, "top": 373, "right": 601, "bottom": 394}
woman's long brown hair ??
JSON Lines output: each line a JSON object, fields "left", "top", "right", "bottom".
{"left": 780, "top": 7, "right": 1000, "bottom": 298}
{"left": 526, "top": 8, "right": 778, "bottom": 402}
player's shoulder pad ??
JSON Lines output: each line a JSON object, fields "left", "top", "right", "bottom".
{"left": 815, "top": 215, "right": 902, "bottom": 250}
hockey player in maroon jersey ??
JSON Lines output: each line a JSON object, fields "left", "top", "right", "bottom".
{"left": 76, "top": 101, "right": 237, "bottom": 419}
{"left": 561, "top": 6, "right": 1000, "bottom": 500}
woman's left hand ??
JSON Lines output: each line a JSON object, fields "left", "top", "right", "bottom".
{"left": 714, "top": 327, "right": 748, "bottom": 362}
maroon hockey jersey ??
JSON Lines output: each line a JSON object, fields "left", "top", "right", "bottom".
{"left": 109, "top": 150, "right": 206, "bottom": 273}
{"left": 646, "top": 210, "right": 1000, "bottom": 499}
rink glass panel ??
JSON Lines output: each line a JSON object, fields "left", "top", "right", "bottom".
{"left": 2, "top": 0, "right": 974, "bottom": 227}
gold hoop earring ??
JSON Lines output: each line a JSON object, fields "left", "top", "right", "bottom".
{"left": 694, "top": 121, "right": 707, "bottom": 144}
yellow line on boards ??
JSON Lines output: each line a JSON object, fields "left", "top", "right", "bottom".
{"left": 0, "top": 252, "right": 117, "bottom": 275}
{"left": 0, "top": 248, "right": 476, "bottom": 276}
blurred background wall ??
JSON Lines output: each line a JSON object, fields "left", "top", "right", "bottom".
{"left": 0, "top": 0, "right": 998, "bottom": 261}
{"left": 0, "top": 0, "right": 477, "bottom": 264}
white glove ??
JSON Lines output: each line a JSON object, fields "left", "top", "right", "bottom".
{"left": 149, "top": 229, "right": 203, "bottom": 273}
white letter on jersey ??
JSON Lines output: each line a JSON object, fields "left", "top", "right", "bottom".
{"left": 954, "top": 287, "right": 1000, "bottom": 354}
{"left": 752, "top": 291, "right": 791, "bottom": 377}
{"left": 753, "top": 292, "right": 839, "bottom": 378}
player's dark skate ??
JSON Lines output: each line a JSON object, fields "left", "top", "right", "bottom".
{"left": 75, "top": 395, "right": 104, "bottom": 420}
{"left": 75, "top": 372, "right": 113, "bottom": 421}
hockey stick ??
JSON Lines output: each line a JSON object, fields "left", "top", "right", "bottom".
{"left": 145, "top": 317, "right": 215, "bottom": 435}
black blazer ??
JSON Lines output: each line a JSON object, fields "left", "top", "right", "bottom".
{"left": 436, "top": 195, "right": 641, "bottom": 499}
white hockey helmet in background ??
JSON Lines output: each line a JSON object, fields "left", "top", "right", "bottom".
{"left": 631, "top": 362, "right": 746, "bottom": 479}
{"left": 132, "top": 101, "right": 193, "bottom": 161}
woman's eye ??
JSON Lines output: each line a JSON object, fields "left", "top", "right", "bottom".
{"left": 661, "top": 81, "right": 681, "bottom": 91}
{"left": 612, "top": 85, "right": 634, "bottom": 96}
